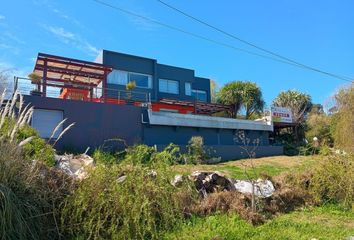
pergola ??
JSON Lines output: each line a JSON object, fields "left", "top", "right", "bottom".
{"left": 159, "top": 98, "right": 234, "bottom": 115}
{"left": 33, "top": 53, "right": 112, "bottom": 99}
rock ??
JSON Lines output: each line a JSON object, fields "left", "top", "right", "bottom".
{"left": 189, "top": 171, "right": 236, "bottom": 197}
{"left": 234, "top": 179, "right": 275, "bottom": 198}
{"left": 172, "top": 174, "right": 184, "bottom": 187}
{"left": 55, "top": 153, "right": 95, "bottom": 180}
{"left": 188, "top": 171, "right": 275, "bottom": 198}
{"left": 117, "top": 175, "right": 127, "bottom": 183}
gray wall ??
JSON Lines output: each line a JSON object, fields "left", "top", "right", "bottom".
{"left": 24, "top": 95, "right": 143, "bottom": 152}
{"left": 101, "top": 50, "right": 211, "bottom": 103}
{"left": 24, "top": 95, "right": 282, "bottom": 159}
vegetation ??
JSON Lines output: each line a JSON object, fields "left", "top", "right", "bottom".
{"left": 330, "top": 84, "right": 354, "bottom": 152}
{"left": 164, "top": 205, "right": 354, "bottom": 240}
{"left": 218, "top": 81, "right": 264, "bottom": 119}
{"left": 0, "top": 141, "right": 73, "bottom": 240}
{"left": 273, "top": 90, "right": 312, "bottom": 145}
{"left": 61, "top": 148, "right": 196, "bottom": 240}
{"left": 0, "top": 86, "right": 353, "bottom": 239}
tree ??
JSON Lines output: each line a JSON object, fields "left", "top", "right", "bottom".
{"left": 210, "top": 79, "right": 218, "bottom": 103}
{"left": 273, "top": 90, "right": 312, "bottom": 124}
{"left": 273, "top": 90, "right": 312, "bottom": 144}
{"left": 330, "top": 84, "right": 354, "bottom": 153}
{"left": 218, "top": 81, "right": 264, "bottom": 119}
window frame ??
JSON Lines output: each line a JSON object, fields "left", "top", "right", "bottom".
{"left": 192, "top": 89, "right": 207, "bottom": 102}
{"left": 107, "top": 69, "right": 153, "bottom": 89}
{"left": 128, "top": 71, "right": 152, "bottom": 89}
{"left": 158, "top": 78, "right": 180, "bottom": 94}
{"left": 185, "top": 82, "right": 192, "bottom": 96}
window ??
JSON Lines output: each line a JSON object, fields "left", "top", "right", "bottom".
{"left": 32, "top": 109, "right": 63, "bottom": 138}
{"left": 107, "top": 70, "right": 152, "bottom": 89}
{"left": 107, "top": 70, "right": 128, "bottom": 85}
{"left": 185, "top": 82, "right": 192, "bottom": 96}
{"left": 192, "top": 89, "right": 207, "bottom": 102}
{"left": 129, "top": 72, "right": 152, "bottom": 89}
{"left": 159, "top": 79, "right": 179, "bottom": 94}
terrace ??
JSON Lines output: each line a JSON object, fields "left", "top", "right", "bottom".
{"left": 15, "top": 53, "right": 236, "bottom": 116}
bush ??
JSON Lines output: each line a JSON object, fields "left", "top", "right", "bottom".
{"left": 61, "top": 158, "right": 196, "bottom": 239}
{"left": 0, "top": 141, "right": 73, "bottom": 240}
{"left": 310, "top": 154, "right": 354, "bottom": 208}
{"left": 186, "top": 136, "right": 208, "bottom": 164}
{"left": 0, "top": 118, "right": 55, "bottom": 166}
{"left": 330, "top": 84, "right": 354, "bottom": 153}
{"left": 92, "top": 148, "right": 120, "bottom": 165}
{"left": 306, "top": 113, "right": 333, "bottom": 147}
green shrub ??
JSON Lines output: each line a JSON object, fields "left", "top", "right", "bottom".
{"left": 61, "top": 158, "right": 196, "bottom": 239}
{"left": 0, "top": 141, "right": 73, "bottom": 239}
{"left": 311, "top": 154, "right": 354, "bottom": 208}
{"left": 186, "top": 136, "right": 208, "bottom": 164}
{"left": 0, "top": 118, "right": 55, "bottom": 166}
{"left": 92, "top": 148, "right": 120, "bottom": 165}
{"left": 305, "top": 113, "right": 333, "bottom": 147}
{"left": 17, "top": 125, "right": 55, "bottom": 166}
{"left": 330, "top": 84, "right": 354, "bottom": 153}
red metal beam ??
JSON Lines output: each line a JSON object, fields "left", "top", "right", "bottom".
{"left": 45, "top": 77, "right": 97, "bottom": 87}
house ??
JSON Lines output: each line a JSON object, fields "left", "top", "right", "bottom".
{"left": 17, "top": 50, "right": 283, "bottom": 160}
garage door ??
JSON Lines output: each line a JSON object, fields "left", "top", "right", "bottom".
{"left": 32, "top": 109, "right": 63, "bottom": 138}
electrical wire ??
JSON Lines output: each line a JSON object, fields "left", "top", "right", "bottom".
{"left": 93, "top": 0, "right": 353, "bottom": 82}
{"left": 157, "top": 0, "right": 353, "bottom": 83}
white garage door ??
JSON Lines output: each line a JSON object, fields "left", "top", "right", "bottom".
{"left": 32, "top": 109, "right": 63, "bottom": 138}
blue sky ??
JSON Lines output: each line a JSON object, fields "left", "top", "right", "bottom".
{"left": 1, "top": 0, "right": 353, "bottom": 107}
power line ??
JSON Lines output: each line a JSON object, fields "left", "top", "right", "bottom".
{"left": 93, "top": 0, "right": 353, "bottom": 83}
{"left": 157, "top": 0, "right": 353, "bottom": 83}
{"left": 92, "top": 0, "right": 304, "bottom": 66}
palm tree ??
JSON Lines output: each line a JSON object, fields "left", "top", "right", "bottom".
{"left": 218, "top": 81, "right": 264, "bottom": 119}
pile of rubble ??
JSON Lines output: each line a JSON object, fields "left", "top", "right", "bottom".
{"left": 53, "top": 153, "right": 275, "bottom": 198}
{"left": 55, "top": 153, "right": 95, "bottom": 180}
{"left": 188, "top": 171, "right": 275, "bottom": 198}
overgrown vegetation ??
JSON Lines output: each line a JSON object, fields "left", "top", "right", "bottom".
{"left": 61, "top": 148, "right": 196, "bottom": 239}
{"left": 0, "top": 141, "right": 73, "bottom": 240}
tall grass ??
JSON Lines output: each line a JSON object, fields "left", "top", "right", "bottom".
{"left": 61, "top": 149, "right": 196, "bottom": 239}
{"left": 0, "top": 141, "right": 74, "bottom": 239}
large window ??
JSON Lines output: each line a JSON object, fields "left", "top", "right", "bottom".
{"left": 159, "top": 79, "right": 179, "bottom": 94}
{"left": 107, "top": 70, "right": 152, "bottom": 89}
{"left": 192, "top": 89, "right": 207, "bottom": 102}
{"left": 129, "top": 72, "right": 152, "bottom": 89}
{"left": 185, "top": 82, "right": 192, "bottom": 96}
{"left": 107, "top": 70, "right": 128, "bottom": 85}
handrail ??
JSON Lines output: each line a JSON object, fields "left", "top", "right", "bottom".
{"left": 14, "top": 76, "right": 151, "bottom": 105}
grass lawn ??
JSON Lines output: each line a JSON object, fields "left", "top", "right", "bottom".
{"left": 164, "top": 205, "right": 354, "bottom": 240}
{"left": 172, "top": 155, "right": 318, "bottom": 179}
{"left": 166, "top": 155, "right": 354, "bottom": 239}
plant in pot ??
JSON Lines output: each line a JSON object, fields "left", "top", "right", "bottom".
{"left": 125, "top": 81, "right": 136, "bottom": 103}
{"left": 28, "top": 73, "right": 42, "bottom": 96}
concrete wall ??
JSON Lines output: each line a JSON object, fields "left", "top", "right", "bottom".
{"left": 143, "top": 125, "right": 270, "bottom": 146}
{"left": 24, "top": 95, "right": 143, "bottom": 152}
{"left": 101, "top": 50, "right": 211, "bottom": 103}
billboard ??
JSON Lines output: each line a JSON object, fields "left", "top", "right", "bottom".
{"left": 271, "top": 106, "right": 293, "bottom": 123}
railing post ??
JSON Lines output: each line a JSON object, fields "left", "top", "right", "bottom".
{"left": 13, "top": 76, "right": 18, "bottom": 93}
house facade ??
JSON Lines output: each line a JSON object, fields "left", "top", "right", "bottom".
{"left": 17, "top": 50, "right": 283, "bottom": 160}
